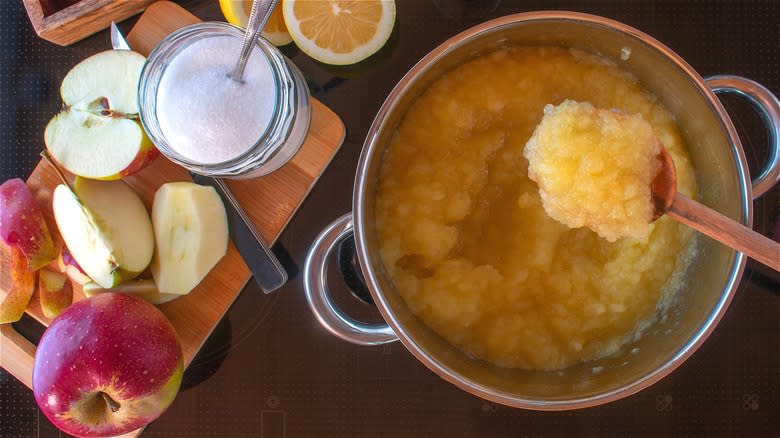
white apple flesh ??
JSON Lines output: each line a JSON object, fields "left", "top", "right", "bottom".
{"left": 52, "top": 185, "right": 117, "bottom": 288}
{"left": 59, "top": 50, "right": 143, "bottom": 116}
{"left": 32, "top": 293, "right": 183, "bottom": 438}
{"left": 38, "top": 268, "right": 73, "bottom": 319}
{"left": 83, "top": 279, "right": 180, "bottom": 305}
{"left": 151, "top": 182, "right": 228, "bottom": 295}
{"left": 45, "top": 112, "right": 154, "bottom": 179}
{"left": 52, "top": 178, "right": 154, "bottom": 288}
{"left": 44, "top": 50, "right": 158, "bottom": 180}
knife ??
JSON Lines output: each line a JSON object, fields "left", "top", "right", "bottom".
{"left": 111, "top": 21, "right": 288, "bottom": 293}
{"left": 110, "top": 21, "right": 131, "bottom": 51}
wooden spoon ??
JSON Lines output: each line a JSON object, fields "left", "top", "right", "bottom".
{"left": 651, "top": 146, "right": 780, "bottom": 271}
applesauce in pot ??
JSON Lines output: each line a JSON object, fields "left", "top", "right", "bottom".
{"left": 374, "top": 47, "right": 699, "bottom": 371}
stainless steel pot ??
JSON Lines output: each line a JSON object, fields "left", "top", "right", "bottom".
{"left": 303, "top": 11, "right": 780, "bottom": 410}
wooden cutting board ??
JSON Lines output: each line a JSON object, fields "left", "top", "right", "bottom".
{"left": 1, "top": 0, "right": 344, "bottom": 415}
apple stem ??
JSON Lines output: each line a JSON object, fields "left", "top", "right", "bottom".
{"left": 39, "top": 150, "right": 75, "bottom": 192}
{"left": 105, "top": 111, "right": 138, "bottom": 120}
{"left": 101, "top": 392, "right": 121, "bottom": 413}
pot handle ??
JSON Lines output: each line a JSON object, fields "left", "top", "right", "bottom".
{"left": 303, "top": 212, "right": 398, "bottom": 345}
{"left": 707, "top": 75, "right": 780, "bottom": 198}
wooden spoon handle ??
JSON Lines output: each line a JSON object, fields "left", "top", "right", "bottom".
{"left": 667, "top": 193, "right": 780, "bottom": 271}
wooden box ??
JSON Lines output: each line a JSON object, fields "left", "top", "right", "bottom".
{"left": 22, "top": 0, "right": 156, "bottom": 46}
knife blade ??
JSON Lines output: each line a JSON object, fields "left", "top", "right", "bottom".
{"left": 110, "top": 21, "right": 131, "bottom": 51}
{"left": 191, "top": 174, "right": 288, "bottom": 293}
{"left": 110, "top": 21, "right": 288, "bottom": 293}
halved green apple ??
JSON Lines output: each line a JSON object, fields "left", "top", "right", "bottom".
{"left": 52, "top": 178, "right": 154, "bottom": 288}
{"left": 44, "top": 50, "right": 159, "bottom": 180}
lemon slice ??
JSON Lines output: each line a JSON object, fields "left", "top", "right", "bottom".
{"left": 283, "top": 0, "right": 396, "bottom": 65}
{"left": 219, "top": 0, "right": 293, "bottom": 47}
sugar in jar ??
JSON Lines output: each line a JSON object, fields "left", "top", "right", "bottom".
{"left": 138, "top": 22, "right": 311, "bottom": 178}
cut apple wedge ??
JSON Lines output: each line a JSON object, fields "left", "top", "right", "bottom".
{"left": 52, "top": 185, "right": 118, "bottom": 288}
{"left": 0, "top": 178, "right": 57, "bottom": 270}
{"left": 45, "top": 112, "right": 156, "bottom": 179}
{"left": 52, "top": 178, "right": 154, "bottom": 288}
{"left": 0, "top": 247, "right": 37, "bottom": 323}
{"left": 38, "top": 268, "right": 73, "bottom": 318}
{"left": 82, "top": 279, "right": 180, "bottom": 305}
{"left": 44, "top": 50, "right": 159, "bottom": 180}
{"left": 151, "top": 182, "right": 228, "bottom": 295}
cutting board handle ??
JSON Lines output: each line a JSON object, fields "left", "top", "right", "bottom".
{"left": 0, "top": 324, "right": 36, "bottom": 389}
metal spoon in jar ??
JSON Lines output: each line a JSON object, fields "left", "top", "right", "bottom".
{"left": 231, "top": 0, "right": 278, "bottom": 82}
{"left": 651, "top": 145, "right": 780, "bottom": 271}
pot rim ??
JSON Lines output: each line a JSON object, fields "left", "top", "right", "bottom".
{"left": 353, "top": 10, "right": 750, "bottom": 410}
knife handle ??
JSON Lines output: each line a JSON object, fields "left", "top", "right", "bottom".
{"left": 193, "top": 174, "right": 288, "bottom": 293}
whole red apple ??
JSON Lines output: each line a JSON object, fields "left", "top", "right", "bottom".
{"left": 32, "top": 293, "right": 183, "bottom": 437}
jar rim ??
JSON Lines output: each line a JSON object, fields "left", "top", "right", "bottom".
{"left": 138, "top": 21, "right": 301, "bottom": 176}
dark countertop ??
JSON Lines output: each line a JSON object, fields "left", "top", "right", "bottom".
{"left": 1, "top": 1, "right": 778, "bottom": 436}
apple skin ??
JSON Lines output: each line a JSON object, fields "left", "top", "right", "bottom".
{"left": 0, "top": 247, "right": 37, "bottom": 323}
{"left": 33, "top": 293, "right": 183, "bottom": 437}
{"left": 0, "top": 178, "right": 57, "bottom": 270}
{"left": 116, "top": 146, "right": 160, "bottom": 179}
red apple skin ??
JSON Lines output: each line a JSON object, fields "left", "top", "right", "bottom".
{"left": 117, "top": 146, "right": 160, "bottom": 179}
{"left": 0, "top": 178, "right": 57, "bottom": 270}
{"left": 33, "top": 293, "right": 183, "bottom": 437}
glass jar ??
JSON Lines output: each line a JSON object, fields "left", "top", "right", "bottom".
{"left": 138, "top": 22, "right": 311, "bottom": 179}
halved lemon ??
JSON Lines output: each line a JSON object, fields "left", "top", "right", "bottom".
{"left": 282, "top": 0, "right": 396, "bottom": 65}
{"left": 219, "top": 0, "right": 293, "bottom": 47}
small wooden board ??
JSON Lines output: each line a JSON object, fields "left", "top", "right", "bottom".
{"left": 1, "top": 0, "right": 345, "bottom": 419}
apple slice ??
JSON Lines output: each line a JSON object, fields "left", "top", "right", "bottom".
{"left": 57, "top": 246, "right": 91, "bottom": 285}
{"left": 151, "top": 182, "right": 228, "bottom": 295}
{"left": 38, "top": 268, "right": 73, "bottom": 318}
{"left": 73, "top": 177, "right": 155, "bottom": 279}
{"left": 0, "top": 247, "right": 37, "bottom": 323}
{"left": 44, "top": 50, "right": 159, "bottom": 180}
{"left": 52, "top": 178, "right": 154, "bottom": 288}
{"left": 0, "top": 178, "right": 57, "bottom": 270}
{"left": 52, "top": 185, "right": 117, "bottom": 288}
{"left": 82, "top": 279, "right": 180, "bottom": 305}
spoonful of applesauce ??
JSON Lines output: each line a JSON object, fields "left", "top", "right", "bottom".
{"left": 524, "top": 100, "right": 779, "bottom": 271}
